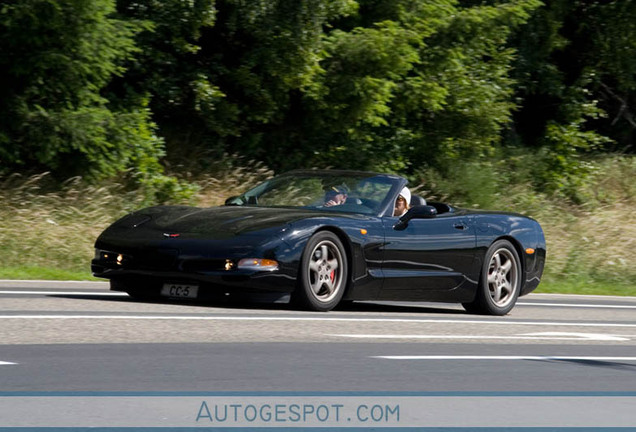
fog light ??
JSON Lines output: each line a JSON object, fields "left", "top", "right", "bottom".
{"left": 116, "top": 254, "right": 124, "bottom": 265}
{"left": 237, "top": 258, "right": 279, "bottom": 271}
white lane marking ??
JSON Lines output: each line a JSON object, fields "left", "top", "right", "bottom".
{"left": 0, "top": 315, "right": 636, "bottom": 329}
{"left": 0, "top": 361, "right": 17, "bottom": 365}
{"left": 0, "top": 290, "right": 126, "bottom": 296}
{"left": 523, "top": 332, "right": 630, "bottom": 341}
{"left": 372, "top": 355, "right": 636, "bottom": 361}
{"left": 330, "top": 332, "right": 630, "bottom": 342}
{"left": 518, "top": 302, "right": 636, "bottom": 309}
{"left": 332, "top": 334, "right": 551, "bottom": 341}
{"left": 4, "top": 290, "right": 636, "bottom": 309}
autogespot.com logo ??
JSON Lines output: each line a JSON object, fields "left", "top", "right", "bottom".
{"left": 195, "top": 400, "right": 400, "bottom": 426}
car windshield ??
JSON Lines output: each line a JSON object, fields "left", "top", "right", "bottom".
{"left": 226, "top": 172, "right": 400, "bottom": 215}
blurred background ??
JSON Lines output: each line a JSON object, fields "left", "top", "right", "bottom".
{"left": 0, "top": 0, "right": 634, "bottom": 294}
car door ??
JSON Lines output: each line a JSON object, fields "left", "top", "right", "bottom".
{"left": 378, "top": 212, "right": 478, "bottom": 300}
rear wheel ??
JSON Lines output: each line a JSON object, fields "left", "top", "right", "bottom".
{"left": 294, "top": 231, "right": 348, "bottom": 312}
{"left": 462, "top": 239, "right": 522, "bottom": 315}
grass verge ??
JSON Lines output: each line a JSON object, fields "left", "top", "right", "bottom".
{"left": 536, "top": 279, "right": 636, "bottom": 297}
{"left": 1, "top": 155, "right": 634, "bottom": 296}
{"left": 0, "top": 266, "right": 99, "bottom": 281}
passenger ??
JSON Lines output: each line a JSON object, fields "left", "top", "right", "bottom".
{"left": 393, "top": 187, "right": 410, "bottom": 216}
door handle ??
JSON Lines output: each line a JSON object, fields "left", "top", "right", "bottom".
{"left": 454, "top": 223, "right": 468, "bottom": 230}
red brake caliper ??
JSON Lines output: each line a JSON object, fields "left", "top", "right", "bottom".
{"left": 330, "top": 270, "right": 335, "bottom": 283}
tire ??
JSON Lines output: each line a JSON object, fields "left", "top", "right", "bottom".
{"left": 294, "top": 231, "right": 348, "bottom": 312}
{"left": 462, "top": 239, "right": 522, "bottom": 316}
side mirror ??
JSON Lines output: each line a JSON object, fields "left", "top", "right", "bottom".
{"left": 226, "top": 195, "right": 257, "bottom": 205}
{"left": 393, "top": 205, "right": 437, "bottom": 230}
{"left": 224, "top": 196, "right": 242, "bottom": 206}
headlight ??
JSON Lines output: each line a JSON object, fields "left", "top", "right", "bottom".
{"left": 95, "top": 249, "right": 128, "bottom": 266}
{"left": 237, "top": 258, "right": 279, "bottom": 271}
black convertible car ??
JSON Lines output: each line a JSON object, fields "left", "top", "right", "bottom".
{"left": 92, "top": 170, "right": 545, "bottom": 315}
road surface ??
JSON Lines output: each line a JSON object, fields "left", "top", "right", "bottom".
{"left": 1, "top": 280, "right": 635, "bottom": 392}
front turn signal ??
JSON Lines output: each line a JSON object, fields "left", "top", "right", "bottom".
{"left": 237, "top": 258, "right": 279, "bottom": 271}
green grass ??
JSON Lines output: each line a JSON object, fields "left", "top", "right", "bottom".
{"left": 536, "top": 279, "right": 636, "bottom": 297}
{"left": 1, "top": 155, "right": 634, "bottom": 296}
{"left": 0, "top": 266, "right": 98, "bottom": 281}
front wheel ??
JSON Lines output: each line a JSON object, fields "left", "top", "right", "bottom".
{"left": 294, "top": 231, "right": 348, "bottom": 311}
{"left": 463, "top": 240, "right": 522, "bottom": 315}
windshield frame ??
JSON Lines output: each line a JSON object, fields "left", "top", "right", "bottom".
{"left": 227, "top": 170, "right": 407, "bottom": 217}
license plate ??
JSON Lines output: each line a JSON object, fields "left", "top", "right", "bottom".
{"left": 161, "top": 283, "right": 199, "bottom": 298}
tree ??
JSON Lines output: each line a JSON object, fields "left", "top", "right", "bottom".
{"left": 113, "top": 0, "right": 357, "bottom": 169}
{"left": 509, "top": 0, "right": 636, "bottom": 193}
{"left": 0, "top": 0, "right": 171, "bottom": 192}
{"left": 294, "top": 0, "right": 541, "bottom": 173}
{"left": 111, "top": 0, "right": 541, "bottom": 176}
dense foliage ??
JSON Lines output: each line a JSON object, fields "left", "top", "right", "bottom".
{"left": 1, "top": 0, "right": 634, "bottom": 200}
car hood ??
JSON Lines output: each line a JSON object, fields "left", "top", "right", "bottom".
{"left": 111, "top": 205, "right": 366, "bottom": 238}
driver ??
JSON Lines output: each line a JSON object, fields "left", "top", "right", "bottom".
{"left": 324, "top": 185, "right": 348, "bottom": 207}
{"left": 393, "top": 187, "right": 410, "bottom": 216}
